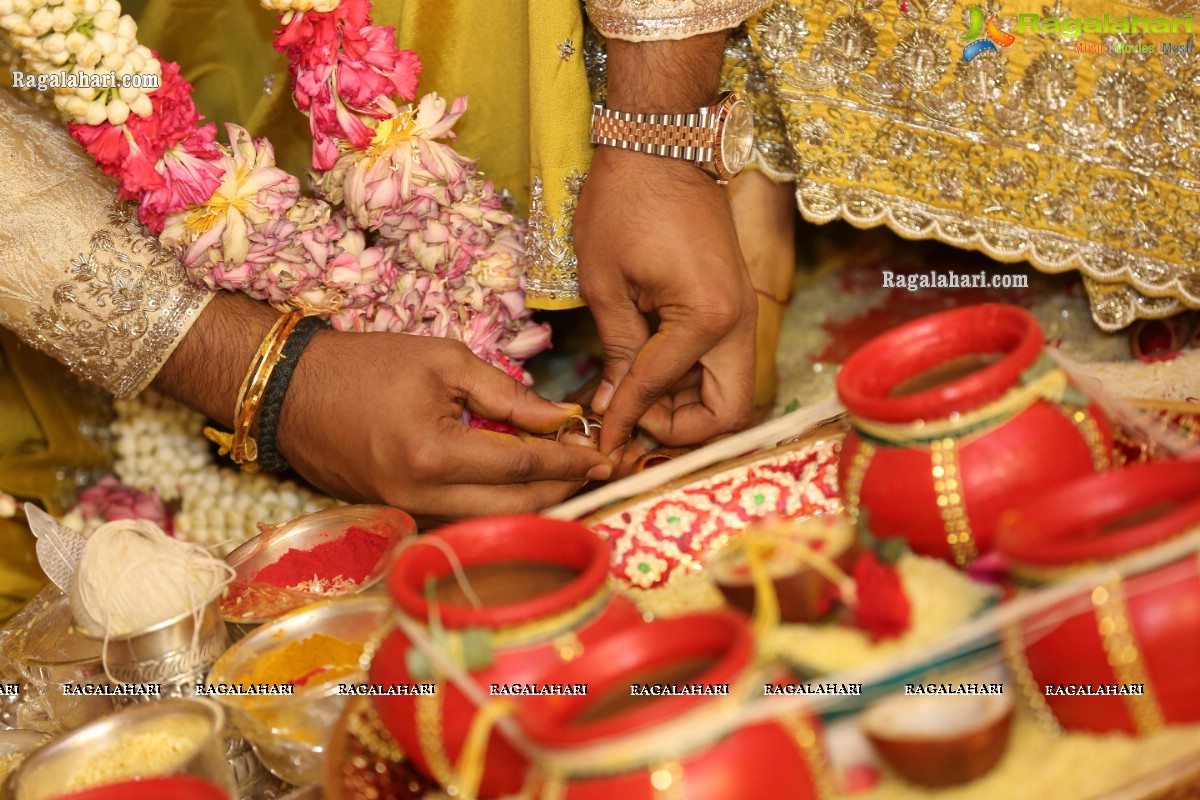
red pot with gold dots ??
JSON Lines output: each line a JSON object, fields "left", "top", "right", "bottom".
{"left": 836, "top": 304, "right": 1111, "bottom": 567}
{"left": 368, "top": 515, "right": 641, "bottom": 798}
{"left": 998, "top": 461, "right": 1200, "bottom": 735}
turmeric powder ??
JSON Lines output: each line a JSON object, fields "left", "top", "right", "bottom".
{"left": 241, "top": 632, "right": 364, "bottom": 687}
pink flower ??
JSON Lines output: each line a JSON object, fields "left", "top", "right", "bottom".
{"left": 274, "top": 0, "right": 370, "bottom": 52}
{"left": 852, "top": 551, "right": 912, "bottom": 642}
{"left": 74, "top": 476, "right": 172, "bottom": 533}
{"left": 70, "top": 57, "right": 223, "bottom": 230}
{"left": 502, "top": 321, "right": 552, "bottom": 360}
{"left": 136, "top": 127, "right": 225, "bottom": 231}
{"left": 162, "top": 125, "right": 301, "bottom": 276}
{"left": 338, "top": 25, "right": 422, "bottom": 111}
{"left": 468, "top": 415, "right": 519, "bottom": 435}
{"left": 325, "top": 233, "right": 396, "bottom": 304}
{"left": 272, "top": 0, "right": 422, "bottom": 169}
{"left": 491, "top": 353, "right": 533, "bottom": 385}
{"left": 340, "top": 94, "right": 474, "bottom": 228}
{"left": 470, "top": 246, "right": 522, "bottom": 292}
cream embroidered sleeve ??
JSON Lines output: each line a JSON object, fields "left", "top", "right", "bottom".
{"left": 0, "top": 89, "right": 210, "bottom": 399}
{"left": 585, "top": 0, "right": 773, "bottom": 41}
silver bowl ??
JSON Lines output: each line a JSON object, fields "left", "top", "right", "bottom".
{"left": 205, "top": 595, "right": 391, "bottom": 786}
{"left": 80, "top": 588, "right": 230, "bottom": 699}
{"left": 221, "top": 505, "right": 414, "bottom": 633}
{"left": 0, "top": 730, "right": 49, "bottom": 787}
{"left": 5, "top": 698, "right": 233, "bottom": 800}
{"left": 3, "top": 594, "right": 113, "bottom": 730}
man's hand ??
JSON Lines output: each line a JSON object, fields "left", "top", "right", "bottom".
{"left": 575, "top": 32, "right": 758, "bottom": 455}
{"left": 154, "top": 293, "right": 611, "bottom": 519}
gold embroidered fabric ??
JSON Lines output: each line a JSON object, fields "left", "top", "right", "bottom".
{"left": 0, "top": 88, "right": 210, "bottom": 398}
{"left": 527, "top": 171, "right": 591, "bottom": 305}
{"left": 722, "top": 0, "right": 1200, "bottom": 330}
{"left": 587, "top": 0, "right": 774, "bottom": 41}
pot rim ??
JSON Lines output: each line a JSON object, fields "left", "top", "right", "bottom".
{"left": 516, "top": 611, "right": 754, "bottom": 747}
{"left": 46, "top": 775, "right": 230, "bottom": 800}
{"left": 388, "top": 515, "right": 610, "bottom": 630}
{"left": 836, "top": 304, "right": 1043, "bottom": 424}
{"left": 860, "top": 691, "right": 1015, "bottom": 746}
{"left": 997, "top": 461, "right": 1200, "bottom": 567}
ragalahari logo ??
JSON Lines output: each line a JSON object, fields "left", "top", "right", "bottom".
{"left": 961, "top": 7, "right": 1017, "bottom": 61}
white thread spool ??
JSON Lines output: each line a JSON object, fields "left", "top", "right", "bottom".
{"left": 70, "top": 519, "right": 233, "bottom": 641}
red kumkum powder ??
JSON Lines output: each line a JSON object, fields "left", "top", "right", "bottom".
{"left": 253, "top": 526, "right": 389, "bottom": 589}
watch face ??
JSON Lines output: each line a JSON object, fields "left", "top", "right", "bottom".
{"left": 719, "top": 99, "right": 755, "bottom": 177}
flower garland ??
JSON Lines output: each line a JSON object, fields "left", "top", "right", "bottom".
{"left": 0, "top": 0, "right": 549, "bottom": 388}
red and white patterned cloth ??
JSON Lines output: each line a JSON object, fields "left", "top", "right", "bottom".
{"left": 590, "top": 439, "right": 843, "bottom": 589}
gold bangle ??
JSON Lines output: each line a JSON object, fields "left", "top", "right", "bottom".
{"left": 204, "top": 309, "right": 304, "bottom": 472}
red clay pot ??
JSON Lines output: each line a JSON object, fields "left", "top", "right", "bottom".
{"left": 1000, "top": 462, "right": 1200, "bottom": 733}
{"left": 836, "top": 304, "right": 1111, "bottom": 566}
{"left": 518, "top": 612, "right": 823, "bottom": 800}
{"left": 369, "top": 515, "right": 641, "bottom": 798}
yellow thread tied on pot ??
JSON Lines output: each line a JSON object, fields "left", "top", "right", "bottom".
{"left": 455, "top": 699, "right": 516, "bottom": 800}
{"left": 743, "top": 536, "right": 781, "bottom": 642}
{"left": 739, "top": 523, "right": 856, "bottom": 644}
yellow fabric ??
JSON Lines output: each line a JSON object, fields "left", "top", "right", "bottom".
{"left": 0, "top": 332, "right": 112, "bottom": 622}
{"left": 721, "top": 0, "right": 1200, "bottom": 329}
{"left": 128, "top": 0, "right": 594, "bottom": 309}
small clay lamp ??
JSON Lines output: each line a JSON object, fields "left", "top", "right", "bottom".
{"left": 710, "top": 515, "right": 858, "bottom": 623}
{"left": 860, "top": 691, "right": 1014, "bottom": 788}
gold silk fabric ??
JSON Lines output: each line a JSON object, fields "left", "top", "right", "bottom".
{"left": 0, "top": 89, "right": 211, "bottom": 398}
{"left": 586, "top": 0, "right": 774, "bottom": 40}
{"left": 723, "top": 0, "right": 1200, "bottom": 330}
{"left": 128, "top": 0, "right": 597, "bottom": 309}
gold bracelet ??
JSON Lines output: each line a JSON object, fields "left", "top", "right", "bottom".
{"left": 204, "top": 309, "right": 304, "bottom": 472}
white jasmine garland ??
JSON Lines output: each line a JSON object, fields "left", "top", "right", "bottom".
{"left": 0, "top": 0, "right": 161, "bottom": 124}
{"left": 260, "top": 0, "right": 341, "bottom": 12}
{"left": 111, "top": 392, "right": 339, "bottom": 554}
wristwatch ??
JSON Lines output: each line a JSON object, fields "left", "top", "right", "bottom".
{"left": 589, "top": 92, "right": 755, "bottom": 184}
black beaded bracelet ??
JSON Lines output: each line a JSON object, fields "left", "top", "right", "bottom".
{"left": 255, "top": 315, "right": 327, "bottom": 473}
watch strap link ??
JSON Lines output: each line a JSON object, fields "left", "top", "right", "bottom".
{"left": 590, "top": 105, "right": 715, "bottom": 164}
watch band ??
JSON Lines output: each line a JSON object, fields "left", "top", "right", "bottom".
{"left": 589, "top": 105, "right": 716, "bottom": 164}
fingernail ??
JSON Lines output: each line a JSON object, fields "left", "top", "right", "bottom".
{"left": 554, "top": 401, "right": 581, "bottom": 412}
{"left": 608, "top": 445, "right": 625, "bottom": 467}
{"left": 587, "top": 463, "right": 612, "bottom": 481}
{"left": 593, "top": 381, "right": 614, "bottom": 412}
